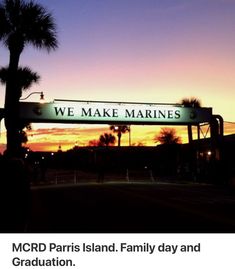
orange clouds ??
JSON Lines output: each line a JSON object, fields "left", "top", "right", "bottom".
{"left": 1, "top": 122, "right": 235, "bottom": 153}
{"left": 24, "top": 122, "right": 235, "bottom": 152}
{"left": 24, "top": 125, "right": 194, "bottom": 151}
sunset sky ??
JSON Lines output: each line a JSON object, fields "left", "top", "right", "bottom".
{"left": 1, "top": 0, "right": 235, "bottom": 152}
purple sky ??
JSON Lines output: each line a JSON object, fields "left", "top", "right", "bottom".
{"left": 1, "top": 0, "right": 235, "bottom": 150}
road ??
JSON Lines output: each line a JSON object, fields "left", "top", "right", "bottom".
{"left": 27, "top": 181, "right": 235, "bottom": 233}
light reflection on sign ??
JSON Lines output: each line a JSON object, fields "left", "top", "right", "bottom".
{"left": 19, "top": 101, "right": 212, "bottom": 124}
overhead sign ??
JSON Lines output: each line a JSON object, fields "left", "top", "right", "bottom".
{"left": 19, "top": 100, "right": 212, "bottom": 125}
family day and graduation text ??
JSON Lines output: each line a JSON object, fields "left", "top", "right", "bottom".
{"left": 11, "top": 241, "right": 201, "bottom": 267}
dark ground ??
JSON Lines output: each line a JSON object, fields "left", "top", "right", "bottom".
{"left": 26, "top": 181, "right": 235, "bottom": 233}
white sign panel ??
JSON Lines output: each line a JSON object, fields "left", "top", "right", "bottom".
{"left": 19, "top": 100, "right": 212, "bottom": 124}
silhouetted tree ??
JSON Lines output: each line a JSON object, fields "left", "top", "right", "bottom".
{"left": 88, "top": 139, "right": 100, "bottom": 147}
{"left": 154, "top": 128, "right": 182, "bottom": 145}
{"left": 99, "top": 133, "right": 116, "bottom": 147}
{"left": 131, "top": 142, "right": 145, "bottom": 147}
{"left": 17, "top": 122, "right": 31, "bottom": 148}
{"left": 180, "top": 97, "right": 201, "bottom": 144}
{"left": 110, "top": 125, "right": 129, "bottom": 147}
{"left": 0, "top": 0, "right": 58, "bottom": 156}
{"left": 0, "top": 66, "right": 40, "bottom": 149}
{"left": 19, "top": 130, "right": 28, "bottom": 144}
{"left": 0, "top": 66, "right": 40, "bottom": 98}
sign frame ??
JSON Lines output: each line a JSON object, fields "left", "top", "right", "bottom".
{"left": 19, "top": 100, "right": 213, "bottom": 125}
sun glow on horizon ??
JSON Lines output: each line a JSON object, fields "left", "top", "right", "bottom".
{"left": 0, "top": 122, "right": 235, "bottom": 154}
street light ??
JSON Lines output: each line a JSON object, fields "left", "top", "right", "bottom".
{"left": 20, "top": 91, "right": 45, "bottom": 103}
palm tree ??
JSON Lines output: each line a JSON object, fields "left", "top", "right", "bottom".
{"left": 0, "top": 0, "right": 58, "bottom": 156}
{"left": 99, "top": 133, "right": 116, "bottom": 147}
{"left": 88, "top": 139, "right": 100, "bottom": 147}
{"left": 180, "top": 97, "right": 201, "bottom": 144}
{"left": 180, "top": 97, "right": 201, "bottom": 108}
{"left": 154, "top": 128, "right": 182, "bottom": 145}
{"left": 0, "top": 66, "right": 40, "bottom": 99}
{"left": 0, "top": 65, "right": 40, "bottom": 150}
{"left": 110, "top": 125, "right": 129, "bottom": 147}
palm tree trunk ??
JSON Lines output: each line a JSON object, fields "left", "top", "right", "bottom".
{"left": 5, "top": 84, "right": 21, "bottom": 156}
{"left": 118, "top": 132, "right": 121, "bottom": 147}
{"left": 4, "top": 50, "right": 21, "bottom": 157}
